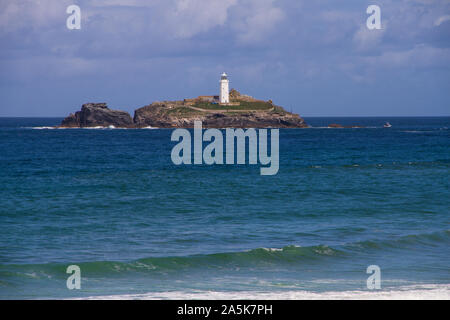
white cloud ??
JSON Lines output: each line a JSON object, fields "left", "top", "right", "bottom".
{"left": 434, "top": 14, "right": 450, "bottom": 26}
{"left": 363, "top": 44, "right": 450, "bottom": 68}
{"left": 353, "top": 24, "right": 386, "bottom": 52}
{"left": 0, "top": 0, "right": 72, "bottom": 33}
{"left": 232, "top": 0, "right": 285, "bottom": 44}
{"left": 166, "top": 0, "right": 238, "bottom": 38}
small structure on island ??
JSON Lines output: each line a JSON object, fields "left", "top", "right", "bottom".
{"left": 220, "top": 72, "right": 230, "bottom": 104}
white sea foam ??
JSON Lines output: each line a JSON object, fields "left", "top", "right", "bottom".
{"left": 30, "top": 126, "right": 160, "bottom": 130}
{"left": 308, "top": 127, "right": 377, "bottom": 129}
{"left": 261, "top": 247, "right": 284, "bottom": 252}
{"left": 74, "top": 284, "right": 450, "bottom": 300}
{"left": 71, "top": 126, "right": 126, "bottom": 129}
{"left": 83, "top": 126, "right": 108, "bottom": 129}
{"left": 401, "top": 130, "right": 438, "bottom": 133}
{"left": 31, "top": 126, "right": 105, "bottom": 129}
{"left": 30, "top": 126, "right": 57, "bottom": 130}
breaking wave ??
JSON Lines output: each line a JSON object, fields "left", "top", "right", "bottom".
{"left": 1, "top": 230, "right": 448, "bottom": 279}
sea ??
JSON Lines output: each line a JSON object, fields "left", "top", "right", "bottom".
{"left": 0, "top": 117, "right": 449, "bottom": 299}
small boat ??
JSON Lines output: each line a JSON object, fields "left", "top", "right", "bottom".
{"left": 383, "top": 122, "right": 392, "bottom": 128}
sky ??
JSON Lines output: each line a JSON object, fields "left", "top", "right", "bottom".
{"left": 0, "top": 0, "right": 449, "bottom": 117}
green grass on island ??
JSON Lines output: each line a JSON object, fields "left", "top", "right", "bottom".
{"left": 192, "top": 100, "right": 274, "bottom": 111}
{"left": 165, "top": 101, "right": 290, "bottom": 117}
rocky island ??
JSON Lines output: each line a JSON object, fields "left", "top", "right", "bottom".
{"left": 59, "top": 89, "right": 308, "bottom": 129}
{"left": 60, "top": 103, "right": 134, "bottom": 128}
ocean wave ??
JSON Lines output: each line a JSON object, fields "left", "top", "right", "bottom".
{"left": 1, "top": 230, "right": 448, "bottom": 278}
{"left": 73, "top": 283, "right": 450, "bottom": 300}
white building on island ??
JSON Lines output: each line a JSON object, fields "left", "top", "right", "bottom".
{"left": 219, "top": 72, "right": 229, "bottom": 104}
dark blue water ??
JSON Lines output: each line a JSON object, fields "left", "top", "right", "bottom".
{"left": 0, "top": 117, "right": 449, "bottom": 299}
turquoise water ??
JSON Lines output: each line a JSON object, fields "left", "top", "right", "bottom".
{"left": 0, "top": 117, "right": 449, "bottom": 299}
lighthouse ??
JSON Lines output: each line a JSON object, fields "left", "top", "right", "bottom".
{"left": 220, "top": 72, "right": 229, "bottom": 104}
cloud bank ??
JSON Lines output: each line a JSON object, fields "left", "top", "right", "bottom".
{"left": 0, "top": 0, "right": 449, "bottom": 116}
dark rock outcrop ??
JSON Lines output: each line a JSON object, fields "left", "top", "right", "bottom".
{"left": 60, "top": 103, "right": 134, "bottom": 128}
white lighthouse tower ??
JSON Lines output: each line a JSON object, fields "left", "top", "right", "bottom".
{"left": 219, "top": 72, "right": 229, "bottom": 104}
